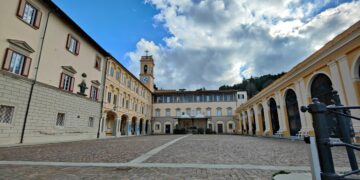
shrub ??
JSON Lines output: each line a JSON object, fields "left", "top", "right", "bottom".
{"left": 173, "top": 128, "right": 186, "bottom": 134}
{"left": 198, "top": 128, "right": 204, "bottom": 134}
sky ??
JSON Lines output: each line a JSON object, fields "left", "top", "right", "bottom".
{"left": 53, "top": 0, "right": 360, "bottom": 90}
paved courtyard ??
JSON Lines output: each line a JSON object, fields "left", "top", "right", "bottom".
{"left": 0, "top": 135, "right": 359, "bottom": 179}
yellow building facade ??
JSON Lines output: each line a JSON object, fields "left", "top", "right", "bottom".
{"left": 236, "top": 21, "right": 360, "bottom": 139}
{"left": 100, "top": 57, "right": 153, "bottom": 137}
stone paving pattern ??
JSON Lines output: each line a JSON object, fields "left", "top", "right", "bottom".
{"left": 146, "top": 135, "right": 360, "bottom": 168}
{"left": 0, "top": 135, "right": 182, "bottom": 163}
{"left": 0, "top": 165, "right": 280, "bottom": 180}
{"left": 0, "top": 135, "right": 359, "bottom": 179}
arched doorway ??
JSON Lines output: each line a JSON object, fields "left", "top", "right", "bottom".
{"left": 145, "top": 120, "right": 149, "bottom": 134}
{"left": 131, "top": 117, "right": 137, "bottom": 135}
{"left": 106, "top": 111, "right": 117, "bottom": 136}
{"left": 258, "top": 104, "right": 266, "bottom": 133}
{"left": 310, "top": 74, "right": 336, "bottom": 136}
{"left": 120, "top": 115, "right": 128, "bottom": 135}
{"left": 139, "top": 119, "right": 144, "bottom": 135}
{"left": 310, "top": 74, "right": 333, "bottom": 105}
{"left": 251, "top": 109, "right": 256, "bottom": 135}
{"left": 269, "top": 98, "right": 280, "bottom": 135}
{"left": 285, "top": 89, "right": 301, "bottom": 136}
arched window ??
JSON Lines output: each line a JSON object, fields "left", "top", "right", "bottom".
{"left": 155, "top": 109, "right": 160, "bottom": 117}
{"left": 206, "top": 108, "right": 211, "bottom": 116}
{"left": 165, "top": 108, "right": 171, "bottom": 116}
{"left": 144, "top": 65, "right": 148, "bottom": 73}
{"left": 176, "top": 108, "right": 181, "bottom": 117}
{"left": 310, "top": 74, "right": 333, "bottom": 105}
{"left": 227, "top": 107, "right": 233, "bottom": 116}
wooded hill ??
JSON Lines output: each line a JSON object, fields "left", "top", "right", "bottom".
{"left": 219, "top": 72, "right": 285, "bottom": 99}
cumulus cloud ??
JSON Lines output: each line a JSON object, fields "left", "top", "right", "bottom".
{"left": 126, "top": 0, "right": 360, "bottom": 90}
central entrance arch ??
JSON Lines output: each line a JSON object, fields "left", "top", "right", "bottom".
{"left": 105, "top": 111, "right": 117, "bottom": 136}
{"left": 269, "top": 98, "right": 280, "bottom": 135}
{"left": 120, "top": 115, "right": 128, "bottom": 135}
{"left": 285, "top": 89, "right": 301, "bottom": 136}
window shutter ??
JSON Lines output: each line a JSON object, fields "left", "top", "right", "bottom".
{"left": 17, "top": 0, "right": 26, "bottom": 17}
{"left": 59, "top": 73, "right": 64, "bottom": 89}
{"left": 75, "top": 41, "right": 80, "bottom": 55}
{"left": 66, "top": 34, "right": 71, "bottom": 50}
{"left": 21, "top": 56, "right": 32, "bottom": 77}
{"left": 2, "top": 48, "right": 13, "bottom": 70}
{"left": 90, "top": 86, "right": 93, "bottom": 99}
{"left": 96, "top": 87, "right": 99, "bottom": 101}
{"left": 34, "top": 11, "right": 42, "bottom": 29}
{"left": 70, "top": 77, "right": 75, "bottom": 92}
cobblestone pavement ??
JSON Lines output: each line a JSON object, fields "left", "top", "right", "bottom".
{"left": 0, "top": 135, "right": 359, "bottom": 179}
{"left": 145, "top": 135, "right": 360, "bottom": 168}
{"left": 0, "top": 165, "right": 282, "bottom": 180}
{"left": 0, "top": 135, "right": 182, "bottom": 163}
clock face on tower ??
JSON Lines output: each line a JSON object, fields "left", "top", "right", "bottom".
{"left": 142, "top": 76, "right": 149, "bottom": 83}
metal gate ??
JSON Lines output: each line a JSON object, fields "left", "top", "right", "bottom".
{"left": 301, "top": 91, "right": 359, "bottom": 179}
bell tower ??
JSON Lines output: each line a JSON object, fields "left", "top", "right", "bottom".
{"left": 140, "top": 51, "right": 155, "bottom": 92}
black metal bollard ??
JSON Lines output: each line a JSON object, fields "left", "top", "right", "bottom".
{"left": 332, "top": 91, "right": 358, "bottom": 171}
{"left": 307, "top": 98, "right": 337, "bottom": 179}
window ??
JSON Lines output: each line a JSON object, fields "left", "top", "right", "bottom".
{"left": 155, "top": 124, "right": 160, "bottom": 130}
{"left": 196, "top": 96, "right": 200, "bottom": 102}
{"left": 155, "top": 109, "right": 160, "bottom": 117}
{"left": 94, "top": 56, "right": 101, "bottom": 70}
{"left": 166, "top": 96, "right": 170, "bottom": 103}
{"left": 126, "top": 100, "right": 129, "bottom": 109}
{"left": 9, "top": 52, "right": 25, "bottom": 75}
{"left": 0, "top": 105, "right": 14, "bottom": 124}
{"left": 229, "top": 123, "right": 233, "bottom": 130}
{"left": 176, "top": 109, "right": 181, "bottom": 117}
{"left": 88, "top": 117, "right": 94, "bottom": 127}
{"left": 227, "top": 108, "right": 233, "bottom": 116}
{"left": 2, "top": 49, "right": 32, "bottom": 77}
{"left": 59, "top": 73, "right": 74, "bottom": 92}
{"left": 66, "top": 35, "right": 80, "bottom": 55}
{"left": 116, "top": 71, "right": 120, "bottom": 81}
{"left": 122, "top": 98, "right": 125, "bottom": 107}
{"left": 165, "top": 109, "right": 171, "bottom": 116}
{"left": 196, "top": 108, "right": 201, "bottom": 115}
{"left": 56, "top": 113, "right": 65, "bottom": 127}
{"left": 110, "top": 67, "right": 114, "bottom": 77}
{"left": 216, "top": 108, "right": 222, "bottom": 116}
{"left": 113, "top": 95, "right": 117, "bottom": 105}
{"left": 90, "top": 86, "right": 99, "bottom": 101}
{"left": 206, "top": 108, "right": 211, "bottom": 116}
{"left": 186, "top": 108, "right": 191, "bottom": 116}
{"left": 107, "top": 92, "right": 112, "bottom": 103}
{"left": 17, "top": 1, "right": 42, "bottom": 28}
{"left": 206, "top": 95, "right": 210, "bottom": 102}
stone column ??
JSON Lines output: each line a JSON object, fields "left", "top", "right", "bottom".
{"left": 136, "top": 120, "right": 140, "bottom": 135}
{"left": 337, "top": 56, "right": 360, "bottom": 132}
{"left": 127, "top": 120, "right": 132, "bottom": 135}
{"left": 276, "top": 91, "right": 288, "bottom": 136}
{"left": 116, "top": 118, "right": 121, "bottom": 137}
{"left": 328, "top": 61, "right": 347, "bottom": 103}
{"left": 299, "top": 78, "right": 313, "bottom": 132}
{"left": 242, "top": 112, "right": 246, "bottom": 134}
{"left": 246, "top": 108, "right": 253, "bottom": 135}
{"left": 295, "top": 80, "right": 308, "bottom": 133}
{"left": 262, "top": 99, "right": 271, "bottom": 135}
{"left": 253, "top": 105, "right": 260, "bottom": 135}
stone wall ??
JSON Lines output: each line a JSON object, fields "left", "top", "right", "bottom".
{"left": 0, "top": 71, "right": 32, "bottom": 145}
{"left": 0, "top": 71, "right": 101, "bottom": 145}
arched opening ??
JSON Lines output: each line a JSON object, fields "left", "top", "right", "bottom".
{"left": 285, "top": 89, "right": 301, "bottom": 136}
{"left": 120, "top": 115, "right": 128, "bottom": 135}
{"left": 131, "top": 117, "right": 137, "bottom": 135}
{"left": 145, "top": 120, "right": 149, "bottom": 134}
{"left": 251, "top": 109, "right": 256, "bottom": 135}
{"left": 139, "top": 118, "right": 144, "bottom": 135}
{"left": 106, "top": 111, "right": 117, "bottom": 136}
{"left": 269, "top": 98, "right": 280, "bottom": 135}
{"left": 310, "top": 74, "right": 333, "bottom": 105}
{"left": 311, "top": 74, "right": 337, "bottom": 136}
